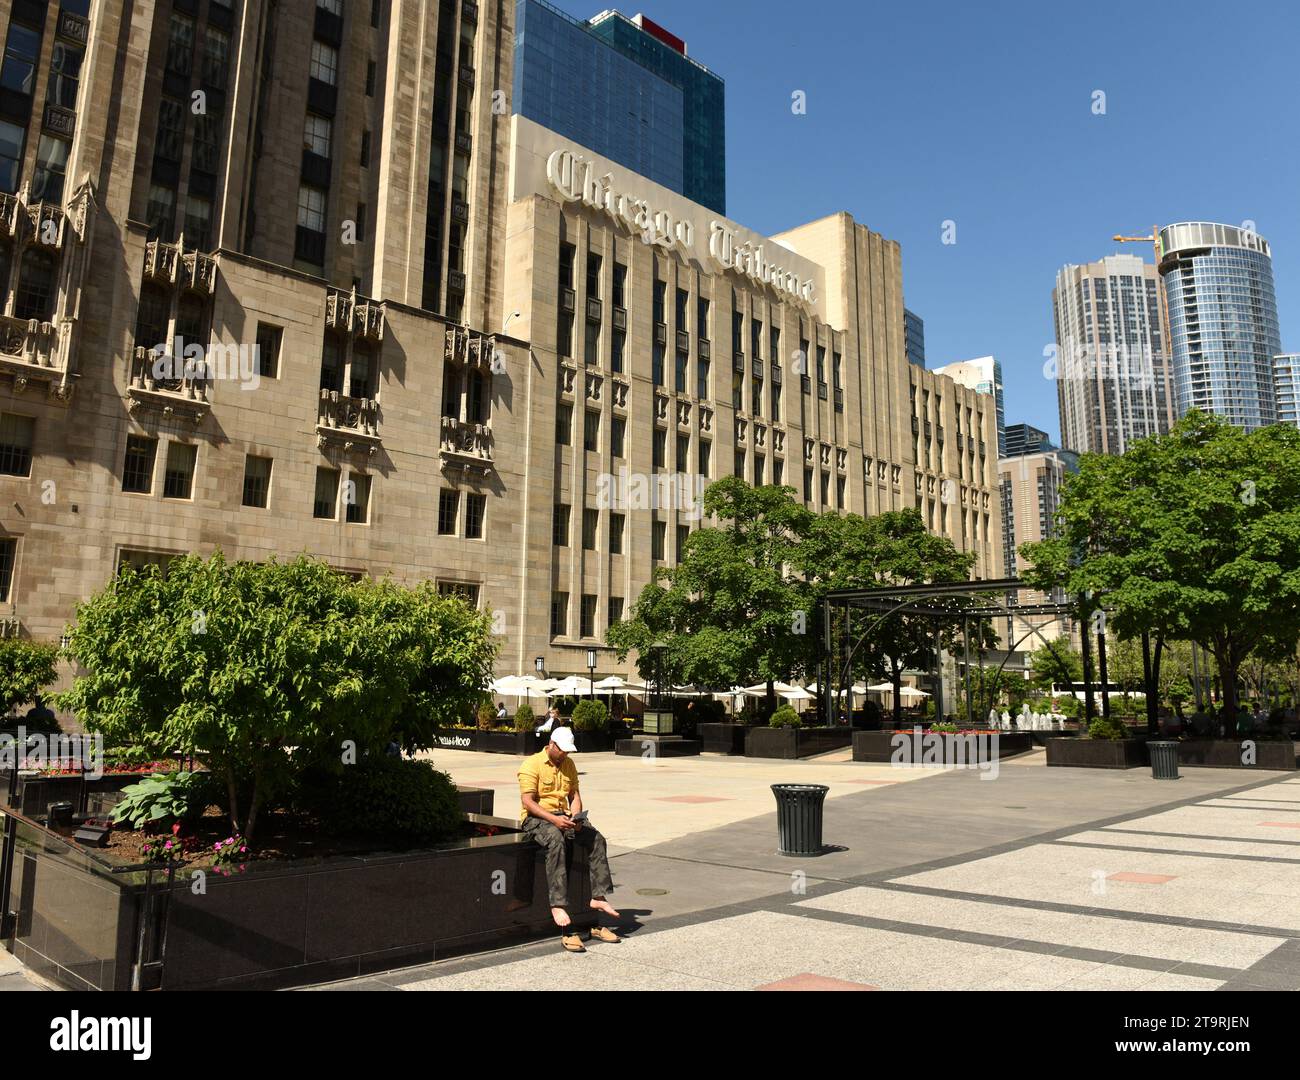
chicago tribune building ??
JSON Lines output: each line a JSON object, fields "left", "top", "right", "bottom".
{"left": 0, "top": 0, "right": 1002, "bottom": 692}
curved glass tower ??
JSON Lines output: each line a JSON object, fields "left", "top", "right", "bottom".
{"left": 1158, "top": 222, "right": 1281, "bottom": 430}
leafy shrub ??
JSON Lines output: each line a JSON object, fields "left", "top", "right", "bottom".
{"left": 930, "top": 721, "right": 958, "bottom": 733}
{"left": 0, "top": 639, "right": 60, "bottom": 719}
{"left": 1052, "top": 695, "right": 1082, "bottom": 718}
{"left": 320, "top": 757, "right": 461, "bottom": 842}
{"left": 476, "top": 702, "right": 494, "bottom": 731}
{"left": 769, "top": 705, "right": 801, "bottom": 728}
{"left": 514, "top": 703, "right": 536, "bottom": 732}
{"left": 1086, "top": 715, "right": 1129, "bottom": 741}
{"left": 571, "top": 699, "right": 609, "bottom": 732}
{"left": 111, "top": 772, "right": 218, "bottom": 831}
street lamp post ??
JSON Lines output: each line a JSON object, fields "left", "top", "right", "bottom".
{"left": 586, "top": 648, "right": 596, "bottom": 701}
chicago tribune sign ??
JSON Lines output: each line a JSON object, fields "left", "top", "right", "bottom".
{"left": 545, "top": 148, "right": 816, "bottom": 306}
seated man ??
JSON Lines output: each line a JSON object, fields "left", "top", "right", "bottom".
{"left": 518, "top": 726, "right": 620, "bottom": 953}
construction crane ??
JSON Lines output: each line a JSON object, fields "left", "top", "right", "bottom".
{"left": 1112, "top": 225, "right": 1162, "bottom": 265}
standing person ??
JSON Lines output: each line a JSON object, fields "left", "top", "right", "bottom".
{"left": 496, "top": 701, "right": 508, "bottom": 720}
{"left": 518, "top": 727, "right": 620, "bottom": 953}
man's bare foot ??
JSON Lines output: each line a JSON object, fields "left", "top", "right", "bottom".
{"left": 551, "top": 906, "right": 571, "bottom": 928}
{"left": 590, "top": 898, "right": 620, "bottom": 918}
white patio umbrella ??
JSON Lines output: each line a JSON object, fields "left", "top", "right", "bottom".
{"left": 544, "top": 676, "right": 592, "bottom": 697}
{"left": 898, "top": 686, "right": 930, "bottom": 700}
{"left": 866, "top": 682, "right": 897, "bottom": 693}
{"left": 593, "top": 675, "right": 647, "bottom": 693}
{"left": 779, "top": 685, "right": 817, "bottom": 703}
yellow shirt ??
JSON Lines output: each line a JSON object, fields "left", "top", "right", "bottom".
{"left": 518, "top": 749, "right": 579, "bottom": 824}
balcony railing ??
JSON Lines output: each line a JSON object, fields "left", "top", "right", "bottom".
{"left": 586, "top": 297, "right": 602, "bottom": 323}
{"left": 611, "top": 305, "right": 626, "bottom": 331}
{"left": 560, "top": 287, "right": 576, "bottom": 313}
{"left": 144, "top": 238, "right": 217, "bottom": 293}
{"left": 318, "top": 389, "right": 379, "bottom": 442}
{"left": 325, "top": 287, "right": 385, "bottom": 340}
{"left": 444, "top": 325, "right": 496, "bottom": 368}
{"left": 126, "top": 345, "right": 209, "bottom": 424}
{"left": 440, "top": 416, "right": 493, "bottom": 469}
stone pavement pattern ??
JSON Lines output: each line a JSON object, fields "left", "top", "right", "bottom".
{"left": 309, "top": 753, "right": 1300, "bottom": 991}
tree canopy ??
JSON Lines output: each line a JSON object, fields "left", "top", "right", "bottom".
{"left": 59, "top": 553, "right": 497, "bottom": 839}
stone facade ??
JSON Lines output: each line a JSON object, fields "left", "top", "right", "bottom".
{"left": 0, "top": 0, "right": 1001, "bottom": 700}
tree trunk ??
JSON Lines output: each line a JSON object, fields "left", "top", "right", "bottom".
{"left": 224, "top": 763, "right": 241, "bottom": 836}
{"left": 244, "top": 763, "right": 262, "bottom": 844}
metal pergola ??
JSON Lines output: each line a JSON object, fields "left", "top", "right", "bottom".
{"left": 819, "top": 578, "right": 1158, "bottom": 732}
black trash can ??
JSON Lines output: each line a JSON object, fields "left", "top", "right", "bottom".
{"left": 771, "top": 783, "right": 829, "bottom": 856}
{"left": 1149, "top": 740, "right": 1180, "bottom": 780}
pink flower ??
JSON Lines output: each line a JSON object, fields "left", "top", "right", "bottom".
{"left": 214, "top": 842, "right": 221, "bottom": 850}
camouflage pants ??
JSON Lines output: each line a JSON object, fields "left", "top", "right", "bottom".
{"left": 522, "top": 817, "right": 615, "bottom": 908}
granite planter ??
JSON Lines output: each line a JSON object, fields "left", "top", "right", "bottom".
{"left": 1046, "top": 737, "right": 1146, "bottom": 769}
{"left": 1, "top": 807, "right": 592, "bottom": 992}
{"left": 851, "top": 730, "right": 1034, "bottom": 763}
{"left": 699, "top": 723, "right": 749, "bottom": 755}
{"left": 1173, "top": 738, "right": 1297, "bottom": 770}
{"left": 745, "top": 726, "right": 852, "bottom": 760}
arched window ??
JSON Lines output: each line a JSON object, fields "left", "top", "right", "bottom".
{"left": 14, "top": 248, "right": 56, "bottom": 321}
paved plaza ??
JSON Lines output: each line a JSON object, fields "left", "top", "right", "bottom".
{"left": 301, "top": 748, "right": 1300, "bottom": 991}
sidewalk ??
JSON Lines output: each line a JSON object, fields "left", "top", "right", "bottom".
{"left": 309, "top": 754, "right": 1300, "bottom": 991}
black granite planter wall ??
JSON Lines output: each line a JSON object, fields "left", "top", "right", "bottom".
{"left": 745, "top": 726, "right": 852, "bottom": 760}
{"left": 1174, "top": 739, "right": 1297, "bottom": 770}
{"left": 1046, "top": 738, "right": 1146, "bottom": 769}
{"left": 699, "top": 723, "right": 749, "bottom": 755}
{"left": 851, "top": 730, "right": 1034, "bottom": 763}
{"left": 2, "top": 808, "right": 593, "bottom": 991}
{"left": 571, "top": 731, "right": 614, "bottom": 753}
{"left": 14, "top": 772, "right": 156, "bottom": 820}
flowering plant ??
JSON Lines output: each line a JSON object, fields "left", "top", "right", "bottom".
{"left": 212, "top": 834, "right": 248, "bottom": 872}
{"left": 141, "top": 823, "right": 186, "bottom": 863}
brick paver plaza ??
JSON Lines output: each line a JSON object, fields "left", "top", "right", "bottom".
{"left": 297, "top": 747, "right": 1300, "bottom": 992}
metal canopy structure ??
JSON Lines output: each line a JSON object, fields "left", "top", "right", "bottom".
{"left": 818, "top": 577, "right": 1148, "bottom": 732}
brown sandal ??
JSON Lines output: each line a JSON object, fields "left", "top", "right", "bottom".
{"left": 561, "top": 934, "right": 586, "bottom": 953}
{"left": 589, "top": 926, "right": 621, "bottom": 943}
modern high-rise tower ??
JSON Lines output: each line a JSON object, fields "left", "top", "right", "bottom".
{"left": 1158, "top": 222, "right": 1281, "bottom": 431}
{"left": 1276, "top": 354, "right": 1300, "bottom": 428}
{"left": 513, "top": 2, "right": 725, "bottom": 213}
{"left": 1052, "top": 254, "right": 1175, "bottom": 455}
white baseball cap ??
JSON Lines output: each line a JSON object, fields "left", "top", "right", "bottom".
{"left": 550, "top": 726, "right": 577, "bottom": 753}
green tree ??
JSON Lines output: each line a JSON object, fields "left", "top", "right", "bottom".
{"left": 607, "top": 478, "right": 815, "bottom": 711}
{"left": 1025, "top": 642, "right": 1083, "bottom": 695}
{"left": 0, "top": 639, "right": 60, "bottom": 719}
{"left": 1022, "top": 412, "right": 1300, "bottom": 728}
{"left": 59, "top": 554, "right": 496, "bottom": 841}
{"left": 800, "top": 508, "right": 976, "bottom": 725}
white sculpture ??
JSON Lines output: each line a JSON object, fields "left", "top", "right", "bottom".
{"left": 1001, "top": 710, "right": 1011, "bottom": 731}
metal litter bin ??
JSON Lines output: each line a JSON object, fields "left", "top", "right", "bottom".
{"left": 771, "top": 783, "right": 829, "bottom": 856}
{"left": 1149, "top": 740, "right": 1180, "bottom": 780}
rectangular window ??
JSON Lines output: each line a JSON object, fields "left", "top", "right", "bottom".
{"left": 586, "top": 252, "right": 602, "bottom": 299}
{"left": 753, "top": 454, "right": 764, "bottom": 486}
{"left": 313, "top": 466, "right": 339, "bottom": 519}
{"left": 773, "top": 458, "right": 784, "bottom": 486}
{"left": 360, "top": 130, "right": 371, "bottom": 168}
{"left": 652, "top": 343, "right": 665, "bottom": 386}
{"left": 556, "top": 403, "right": 572, "bottom": 445}
{"left": 698, "top": 440, "right": 711, "bottom": 477}
{"left": 192, "top": 112, "right": 220, "bottom": 173}
{"left": 122, "top": 435, "right": 157, "bottom": 493}
{"left": 552, "top": 504, "right": 570, "bottom": 546}
{"left": 201, "top": 27, "right": 230, "bottom": 89}
{"left": 675, "top": 288, "right": 689, "bottom": 332}
{"left": 0, "top": 413, "right": 34, "bottom": 477}
{"left": 609, "top": 512, "right": 625, "bottom": 554}
{"left": 751, "top": 377, "right": 763, "bottom": 417}
{"left": 675, "top": 350, "right": 688, "bottom": 393}
{"left": 676, "top": 433, "right": 690, "bottom": 471}
{"left": 242, "top": 455, "right": 272, "bottom": 508}
{"left": 438, "top": 489, "right": 459, "bottom": 535}
{"left": 583, "top": 410, "right": 600, "bottom": 452}
{"left": 559, "top": 243, "right": 575, "bottom": 288}
{"left": 584, "top": 320, "right": 599, "bottom": 367}
{"left": 0, "top": 537, "right": 14, "bottom": 603}
{"left": 611, "top": 331, "right": 625, "bottom": 373}
{"left": 345, "top": 472, "right": 370, "bottom": 523}
{"left": 465, "top": 494, "right": 486, "bottom": 539}
{"left": 304, "top": 113, "right": 332, "bottom": 157}
{"left": 582, "top": 508, "right": 598, "bottom": 550}
{"left": 297, "top": 184, "right": 327, "bottom": 232}
{"left": 611, "top": 416, "right": 626, "bottom": 458}
{"left": 653, "top": 428, "right": 666, "bottom": 469}
{"left": 1, "top": 23, "right": 40, "bottom": 96}
{"left": 612, "top": 263, "right": 627, "bottom": 307}
{"left": 837, "top": 475, "right": 847, "bottom": 508}
{"left": 653, "top": 280, "right": 666, "bottom": 324}
{"left": 734, "top": 449, "right": 745, "bottom": 478}
{"left": 32, "top": 135, "right": 70, "bottom": 204}
{"left": 557, "top": 313, "right": 573, "bottom": 358}
{"left": 651, "top": 518, "right": 666, "bottom": 561}
{"left": 162, "top": 442, "right": 197, "bottom": 500}
{"left": 751, "top": 319, "right": 762, "bottom": 360}
{"left": 145, "top": 184, "right": 175, "bottom": 238}
{"left": 820, "top": 470, "right": 830, "bottom": 506}
{"left": 255, "top": 323, "right": 282, "bottom": 378}
{"left": 310, "top": 40, "right": 339, "bottom": 86}
{"left": 184, "top": 195, "right": 212, "bottom": 250}
{"left": 166, "top": 14, "right": 195, "bottom": 76}
{"left": 803, "top": 468, "right": 812, "bottom": 502}
{"left": 155, "top": 97, "right": 185, "bottom": 162}
{"left": 697, "top": 357, "right": 710, "bottom": 400}
{"left": 580, "top": 594, "right": 597, "bottom": 638}
{"left": 0, "top": 120, "right": 24, "bottom": 193}
{"left": 550, "top": 592, "right": 568, "bottom": 637}
{"left": 608, "top": 596, "right": 624, "bottom": 627}
{"left": 697, "top": 297, "right": 710, "bottom": 339}
{"left": 772, "top": 380, "right": 782, "bottom": 423}
{"left": 675, "top": 525, "right": 689, "bottom": 562}
{"left": 366, "top": 60, "right": 376, "bottom": 96}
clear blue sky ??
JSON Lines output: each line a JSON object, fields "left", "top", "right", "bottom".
{"left": 551, "top": 0, "right": 1300, "bottom": 443}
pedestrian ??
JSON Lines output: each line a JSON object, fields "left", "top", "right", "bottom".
{"left": 518, "top": 726, "right": 621, "bottom": 952}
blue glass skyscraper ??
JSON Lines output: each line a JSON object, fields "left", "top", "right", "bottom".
{"left": 513, "top": 1, "right": 725, "bottom": 213}
{"left": 1158, "top": 222, "right": 1281, "bottom": 431}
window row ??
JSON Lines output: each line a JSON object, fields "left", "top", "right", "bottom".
{"left": 550, "top": 591, "right": 625, "bottom": 640}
